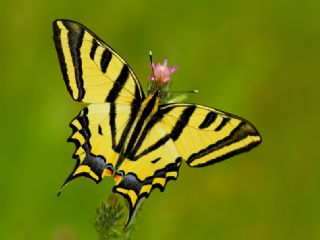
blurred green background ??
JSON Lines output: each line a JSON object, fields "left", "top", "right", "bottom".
{"left": 1, "top": 0, "right": 319, "bottom": 239}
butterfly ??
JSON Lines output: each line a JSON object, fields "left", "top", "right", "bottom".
{"left": 53, "top": 19, "right": 262, "bottom": 226}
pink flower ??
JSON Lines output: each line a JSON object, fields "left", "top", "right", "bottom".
{"left": 148, "top": 59, "right": 177, "bottom": 85}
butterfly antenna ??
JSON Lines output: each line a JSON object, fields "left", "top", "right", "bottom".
{"left": 149, "top": 50, "right": 155, "bottom": 81}
{"left": 160, "top": 89, "right": 199, "bottom": 94}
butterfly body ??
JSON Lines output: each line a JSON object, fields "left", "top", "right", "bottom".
{"left": 53, "top": 19, "right": 262, "bottom": 225}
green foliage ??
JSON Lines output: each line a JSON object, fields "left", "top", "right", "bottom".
{"left": 94, "top": 195, "right": 127, "bottom": 240}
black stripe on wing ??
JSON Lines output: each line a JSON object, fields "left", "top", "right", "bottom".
{"left": 53, "top": 20, "right": 86, "bottom": 101}
{"left": 100, "top": 48, "right": 112, "bottom": 73}
{"left": 53, "top": 22, "right": 73, "bottom": 98}
{"left": 106, "top": 65, "right": 130, "bottom": 102}
{"left": 89, "top": 38, "right": 99, "bottom": 60}
{"left": 65, "top": 21, "right": 85, "bottom": 101}
{"left": 170, "top": 105, "right": 196, "bottom": 141}
{"left": 187, "top": 121, "right": 261, "bottom": 167}
{"left": 111, "top": 97, "right": 141, "bottom": 155}
{"left": 199, "top": 111, "right": 217, "bottom": 129}
{"left": 215, "top": 117, "right": 230, "bottom": 131}
{"left": 124, "top": 92, "right": 159, "bottom": 157}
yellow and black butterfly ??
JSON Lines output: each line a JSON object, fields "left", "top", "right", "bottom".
{"left": 53, "top": 19, "right": 262, "bottom": 225}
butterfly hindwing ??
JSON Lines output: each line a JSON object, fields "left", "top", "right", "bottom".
{"left": 59, "top": 103, "right": 132, "bottom": 193}
{"left": 113, "top": 122, "right": 182, "bottom": 225}
{"left": 53, "top": 19, "right": 145, "bottom": 104}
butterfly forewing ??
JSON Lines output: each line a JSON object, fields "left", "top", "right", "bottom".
{"left": 53, "top": 19, "right": 145, "bottom": 104}
{"left": 160, "top": 104, "right": 261, "bottom": 167}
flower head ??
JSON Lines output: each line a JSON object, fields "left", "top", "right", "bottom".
{"left": 148, "top": 59, "right": 177, "bottom": 85}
